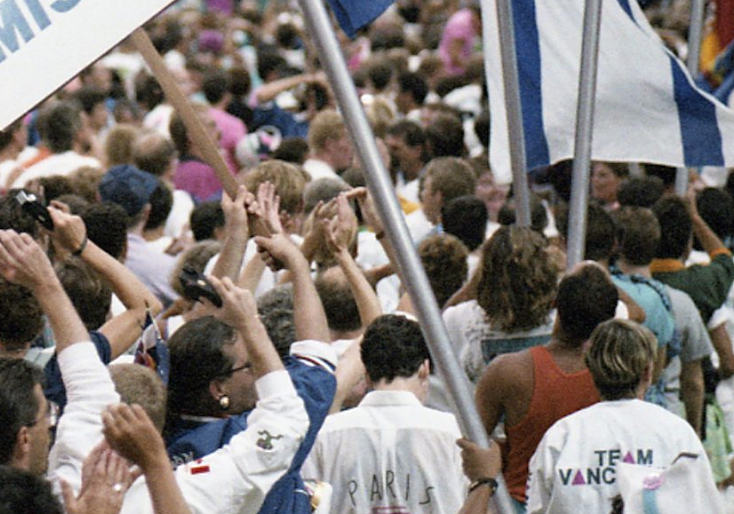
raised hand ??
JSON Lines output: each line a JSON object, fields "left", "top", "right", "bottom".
{"left": 254, "top": 181, "right": 284, "bottom": 235}
{"left": 0, "top": 229, "right": 56, "bottom": 289}
{"left": 255, "top": 232, "right": 304, "bottom": 272}
{"left": 204, "top": 275, "right": 258, "bottom": 330}
{"left": 221, "top": 185, "right": 251, "bottom": 239}
{"left": 348, "top": 187, "right": 384, "bottom": 235}
{"left": 46, "top": 204, "right": 87, "bottom": 256}
{"left": 61, "top": 441, "right": 134, "bottom": 514}
{"left": 323, "top": 193, "right": 357, "bottom": 254}
{"left": 102, "top": 404, "right": 168, "bottom": 474}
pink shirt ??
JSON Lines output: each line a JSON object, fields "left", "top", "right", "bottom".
{"left": 209, "top": 107, "right": 246, "bottom": 174}
{"left": 438, "top": 9, "right": 477, "bottom": 76}
{"left": 174, "top": 157, "right": 223, "bottom": 203}
{"left": 206, "top": 0, "right": 233, "bottom": 15}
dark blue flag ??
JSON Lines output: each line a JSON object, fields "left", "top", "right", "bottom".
{"left": 327, "top": 0, "right": 394, "bottom": 38}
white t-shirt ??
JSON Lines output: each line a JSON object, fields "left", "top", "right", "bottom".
{"left": 442, "top": 300, "right": 555, "bottom": 384}
{"left": 21, "top": 151, "right": 100, "bottom": 185}
{"left": 404, "top": 208, "right": 434, "bottom": 244}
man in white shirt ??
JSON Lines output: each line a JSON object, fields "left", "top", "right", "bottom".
{"left": 404, "top": 157, "right": 475, "bottom": 243}
{"left": 386, "top": 120, "right": 426, "bottom": 205}
{"left": 19, "top": 101, "right": 100, "bottom": 186}
{"left": 303, "top": 314, "right": 468, "bottom": 514}
{"left": 303, "top": 110, "right": 352, "bottom": 183}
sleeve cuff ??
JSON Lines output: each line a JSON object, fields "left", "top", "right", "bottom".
{"left": 290, "top": 340, "right": 338, "bottom": 372}
{"left": 256, "top": 369, "right": 296, "bottom": 400}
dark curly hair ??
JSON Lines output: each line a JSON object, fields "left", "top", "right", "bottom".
{"left": 361, "top": 315, "right": 430, "bottom": 383}
{"left": 0, "top": 278, "right": 43, "bottom": 349}
{"left": 418, "top": 234, "right": 468, "bottom": 307}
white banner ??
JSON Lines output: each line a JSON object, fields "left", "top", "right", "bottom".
{"left": 0, "top": 0, "right": 175, "bottom": 129}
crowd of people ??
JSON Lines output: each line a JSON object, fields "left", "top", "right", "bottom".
{"left": 1, "top": 0, "right": 733, "bottom": 513}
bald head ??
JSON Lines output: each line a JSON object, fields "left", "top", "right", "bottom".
{"left": 315, "top": 266, "right": 361, "bottom": 334}
{"left": 133, "top": 132, "right": 177, "bottom": 180}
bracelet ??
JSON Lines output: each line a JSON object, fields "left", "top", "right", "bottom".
{"left": 72, "top": 234, "right": 88, "bottom": 257}
{"left": 469, "top": 477, "right": 498, "bottom": 495}
{"left": 375, "top": 230, "right": 386, "bottom": 240}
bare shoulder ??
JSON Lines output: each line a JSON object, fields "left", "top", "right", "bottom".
{"left": 477, "top": 350, "right": 534, "bottom": 395}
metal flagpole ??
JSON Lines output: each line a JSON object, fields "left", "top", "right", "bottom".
{"left": 296, "top": 1, "right": 515, "bottom": 512}
{"left": 493, "top": 0, "right": 532, "bottom": 227}
{"left": 675, "top": 0, "right": 706, "bottom": 196}
{"left": 566, "top": 0, "right": 604, "bottom": 269}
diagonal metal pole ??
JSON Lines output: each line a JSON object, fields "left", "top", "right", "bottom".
{"left": 675, "top": 0, "right": 705, "bottom": 196}
{"left": 493, "top": 0, "right": 532, "bottom": 227}
{"left": 296, "top": 1, "right": 514, "bottom": 512}
{"left": 566, "top": 0, "right": 604, "bottom": 269}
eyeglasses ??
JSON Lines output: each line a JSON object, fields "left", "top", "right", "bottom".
{"left": 27, "top": 401, "right": 59, "bottom": 430}
{"left": 220, "top": 362, "right": 252, "bottom": 377}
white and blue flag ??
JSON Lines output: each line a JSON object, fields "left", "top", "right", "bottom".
{"left": 482, "top": 0, "right": 734, "bottom": 184}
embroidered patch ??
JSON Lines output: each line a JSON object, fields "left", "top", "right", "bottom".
{"left": 256, "top": 430, "right": 284, "bottom": 450}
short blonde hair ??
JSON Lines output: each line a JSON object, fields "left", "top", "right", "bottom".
{"left": 585, "top": 319, "right": 657, "bottom": 400}
{"left": 109, "top": 364, "right": 168, "bottom": 431}
{"left": 240, "top": 160, "right": 307, "bottom": 216}
{"left": 104, "top": 124, "right": 140, "bottom": 168}
{"left": 307, "top": 109, "right": 345, "bottom": 152}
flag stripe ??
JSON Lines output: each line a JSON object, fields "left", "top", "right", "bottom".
{"left": 671, "top": 59, "right": 725, "bottom": 166}
{"left": 327, "top": 0, "right": 394, "bottom": 39}
{"left": 514, "top": 0, "right": 549, "bottom": 170}
{"left": 484, "top": 0, "right": 734, "bottom": 182}
{"left": 617, "top": 0, "right": 633, "bottom": 20}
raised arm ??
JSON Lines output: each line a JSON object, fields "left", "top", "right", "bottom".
{"left": 0, "top": 229, "right": 88, "bottom": 353}
{"left": 0, "top": 229, "right": 119, "bottom": 498}
{"left": 47, "top": 205, "right": 162, "bottom": 357}
{"left": 254, "top": 72, "right": 324, "bottom": 105}
{"left": 256, "top": 232, "right": 330, "bottom": 342}
{"left": 211, "top": 185, "right": 251, "bottom": 281}
{"left": 235, "top": 182, "right": 283, "bottom": 293}
{"left": 208, "top": 275, "right": 284, "bottom": 377}
{"left": 326, "top": 194, "right": 382, "bottom": 330}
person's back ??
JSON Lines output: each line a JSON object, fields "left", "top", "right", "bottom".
{"left": 306, "top": 391, "right": 464, "bottom": 513}
{"left": 526, "top": 320, "right": 721, "bottom": 514}
{"left": 501, "top": 345, "right": 600, "bottom": 502}
{"left": 303, "top": 315, "right": 467, "bottom": 514}
{"left": 476, "top": 263, "right": 618, "bottom": 508}
{"left": 528, "top": 397, "right": 710, "bottom": 513}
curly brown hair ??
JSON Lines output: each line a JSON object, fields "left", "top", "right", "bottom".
{"left": 477, "top": 226, "right": 558, "bottom": 332}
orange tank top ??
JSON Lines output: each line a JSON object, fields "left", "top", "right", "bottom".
{"left": 502, "top": 346, "right": 600, "bottom": 503}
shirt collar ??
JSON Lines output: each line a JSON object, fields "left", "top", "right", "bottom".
{"left": 358, "top": 390, "right": 422, "bottom": 407}
{"left": 649, "top": 258, "right": 684, "bottom": 274}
